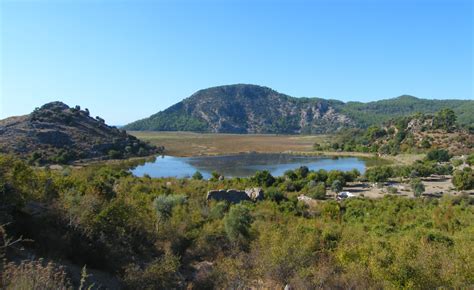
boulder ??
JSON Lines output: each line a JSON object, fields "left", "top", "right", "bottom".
{"left": 206, "top": 189, "right": 251, "bottom": 203}
{"left": 207, "top": 187, "right": 264, "bottom": 203}
{"left": 245, "top": 187, "right": 264, "bottom": 201}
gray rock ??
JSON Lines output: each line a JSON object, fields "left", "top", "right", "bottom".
{"left": 207, "top": 187, "right": 264, "bottom": 203}
{"left": 245, "top": 187, "right": 264, "bottom": 201}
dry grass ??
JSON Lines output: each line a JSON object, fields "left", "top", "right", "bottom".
{"left": 129, "top": 131, "right": 331, "bottom": 157}
{"left": 1, "top": 259, "right": 72, "bottom": 290}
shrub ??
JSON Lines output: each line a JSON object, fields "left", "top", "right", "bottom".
{"left": 387, "top": 186, "right": 398, "bottom": 194}
{"left": 224, "top": 204, "right": 253, "bottom": 248}
{"left": 451, "top": 159, "right": 463, "bottom": 167}
{"left": 327, "top": 170, "right": 346, "bottom": 187}
{"left": 331, "top": 180, "right": 343, "bottom": 193}
{"left": 108, "top": 149, "right": 122, "bottom": 159}
{"left": 410, "top": 178, "right": 425, "bottom": 197}
{"left": 154, "top": 194, "right": 187, "bottom": 221}
{"left": 307, "top": 182, "right": 326, "bottom": 199}
{"left": 265, "top": 187, "right": 285, "bottom": 202}
{"left": 192, "top": 171, "right": 203, "bottom": 180}
{"left": 426, "top": 149, "right": 451, "bottom": 162}
{"left": 251, "top": 170, "right": 275, "bottom": 187}
{"left": 123, "top": 253, "right": 182, "bottom": 289}
{"left": 466, "top": 154, "right": 474, "bottom": 166}
{"left": 452, "top": 168, "right": 474, "bottom": 190}
{"left": 1, "top": 259, "right": 72, "bottom": 289}
{"left": 365, "top": 166, "right": 393, "bottom": 183}
{"left": 210, "top": 171, "right": 221, "bottom": 182}
{"left": 284, "top": 170, "right": 297, "bottom": 181}
{"left": 296, "top": 166, "right": 309, "bottom": 178}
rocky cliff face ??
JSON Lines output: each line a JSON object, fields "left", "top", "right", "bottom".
{"left": 0, "top": 102, "right": 159, "bottom": 164}
{"left": 125, "top": 84, "right": 354, "bottom": 134}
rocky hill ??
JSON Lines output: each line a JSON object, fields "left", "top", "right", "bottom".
{"left": 321, "top": 109, "right": 474, "bottom": 156}
{"left": 124, "top": 84, "right": 474, "bottom": 134}
{"left": 125, "top": 84, "right": 353, "bottom": 134}
{"left": 0, "top": 102, "right": 161, "bottom": 164}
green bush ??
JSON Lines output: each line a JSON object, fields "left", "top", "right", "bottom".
{"left": 264, "top": 187, "right": 285, "bottom": 202}
{"left": 251, "top": 170, "right": 275, "bottom": 187}
{"left": 410, "top": 178, "right": 425, "bottom": 197}
{"left": 224, "top": 204, "right": 253, "bottom": 248}
{"left": 154, "top": 194, "right": 187, "bottom": 220}
{"left": 426, "top": 149, "right": 451, "bottom": 162}
{"left": 192, "top": 171, "right": 203, "bottom": 180}
{"left": 331, "top": 180, "right": 343, "bottom": 193}
{"left": 307, "top": 182, "right": 326, "bottom": 199}
{"left": 452, "top": 168, "right": 474, "bottom": 190}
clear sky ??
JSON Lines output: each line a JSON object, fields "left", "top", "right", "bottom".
{"left": 1, "top": 0, "right": 473, "bottom": 125}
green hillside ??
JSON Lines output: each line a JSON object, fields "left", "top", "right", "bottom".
{"left": 124, "top": 85, "right": 474, "bottom": 133}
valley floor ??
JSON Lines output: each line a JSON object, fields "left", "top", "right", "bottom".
{"left": 128, "top": 131, "right": 330, "bottom": 156}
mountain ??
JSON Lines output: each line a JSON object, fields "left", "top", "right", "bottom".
{"left": 0, "top": 102, "right": 161, "bottom": 164}
{"left": 339, "top": 95, "right": 474, "bottom": 128}
{"left": 125, "top": 84, "right": 353, "bottom": 134}
{"left": 124, "top": 84, "right": 474, "bottom": 134}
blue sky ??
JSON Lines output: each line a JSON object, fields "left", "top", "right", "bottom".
{"left": 1, "top": 0, "right": 472, "bottom": 125}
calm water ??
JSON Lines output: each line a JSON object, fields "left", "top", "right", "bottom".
{"left": 131, "top": 153, "right": 366, "bottom": 179}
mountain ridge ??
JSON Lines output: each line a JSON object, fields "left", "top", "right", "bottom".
{"left": 124, "top": 84, "right": 474, "bottom": 133}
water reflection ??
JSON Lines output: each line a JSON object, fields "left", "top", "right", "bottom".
{"left": 131, "top": 153, "right": 367, "bottom": 179}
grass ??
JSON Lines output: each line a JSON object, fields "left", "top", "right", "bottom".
{"left": 129, "top": 131, "right": 331, "bottom": 157}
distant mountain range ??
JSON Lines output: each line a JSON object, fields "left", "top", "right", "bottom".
{"left": 124, "top": 84, "right": 474, "bottom": 134}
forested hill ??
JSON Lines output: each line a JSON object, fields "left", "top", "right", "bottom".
{"left": 124, "top": 84, "right": 474, "bottom": 134}
{"left": 339, "top": 95, "right": 474, "bottom": 128}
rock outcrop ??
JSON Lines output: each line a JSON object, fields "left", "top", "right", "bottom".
{"left": 0, "top": 102, "right": 161, "bottom": 164}
{"left": 207, "top": 187, "right": 264, "bottom": 203}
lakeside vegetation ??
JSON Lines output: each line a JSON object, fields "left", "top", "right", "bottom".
{"left": 1, "top": 151, "right": 473, "bottom": 288}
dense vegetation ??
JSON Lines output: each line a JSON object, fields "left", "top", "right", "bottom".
{"left": 338, "top": 95, "right": 474, "bottom": 129}
{"left": 1, "top": 154, "right": 473, "bottom": 288}
{"left": 124, "top": 84, "right": 474, "bottom": 134}
{"left": 314, "top": 109, "right": 473, "bottom": 156}
{"left": 0, "top": 102, "right": 161, "bottom": 165}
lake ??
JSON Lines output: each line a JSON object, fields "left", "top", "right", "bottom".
{"left": 131, "top": 153, "right": 367, "bottom": 179}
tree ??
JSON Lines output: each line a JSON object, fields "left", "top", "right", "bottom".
{"left": 296, "top": 166, "right": 309, "bottom": 178}
{"left": 252, "top": 170, "right": 275, "bottom": 187}
{"left": 210, "top": 171, "right": 221, "bottom": 182}
{"left": 224, "top": 204, "right": 253, "bottom": 248}
{"left": 410, "top": 178, "right": 425, "bottom": 197}
{"left": 331, "top": 180, "right": 343, "bottom": 193}
{"left": 192, "top": 171, "right": 203, "bottom": 180}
